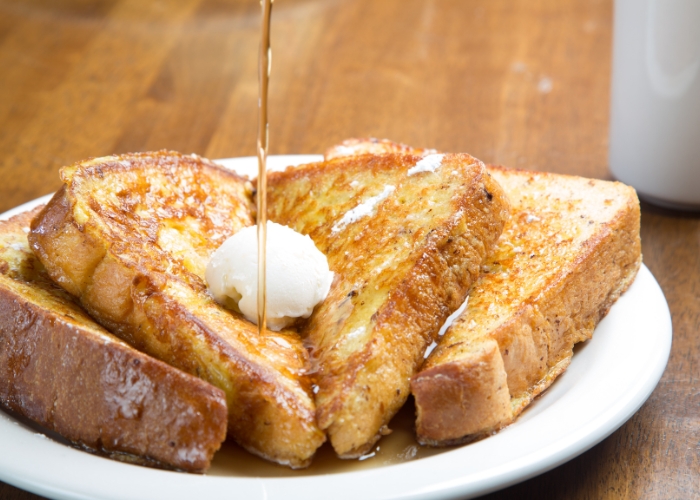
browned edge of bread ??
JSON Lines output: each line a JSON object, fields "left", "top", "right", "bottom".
{"left": 0, "top": 208, "right": 228, "bottom": 472}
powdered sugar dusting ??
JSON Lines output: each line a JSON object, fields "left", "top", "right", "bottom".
{"left": 177, "top": 444, "right": 207, "bottom": 464}
{"left": 332, "top": 186, "right": 395, "bottom": 233}
{"left": 358, "top": 450, "right": 376, "bottom": 461}
{"left": 408, "top": 154, "right": 445, "bottom": 176}
{"left": 424, "top": 341, "right": 438, "bottom": 358}
{"left": 438, "top": 297, "right": 469, "bottom": 337}
{"left": 104, "top": 356, "right": 154, "bottom": 419}
{"left": 347, "top": 326, "right": 366, "bottom": 340}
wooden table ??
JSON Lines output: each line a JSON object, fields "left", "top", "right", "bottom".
{"left": 0, "top": 0, "right": 698, "bottom": 498}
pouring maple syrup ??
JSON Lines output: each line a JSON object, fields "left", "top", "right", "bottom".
{"left": 256, "top": 0, "right": 273, "bottom": 333}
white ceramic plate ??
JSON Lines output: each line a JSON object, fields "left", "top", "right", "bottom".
{"left": 0, "top": 155, "right": 672, "bottom": 500}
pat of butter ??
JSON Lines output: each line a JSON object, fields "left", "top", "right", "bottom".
{"left": 206, "top": 222, "right": 333, "bottom": 331}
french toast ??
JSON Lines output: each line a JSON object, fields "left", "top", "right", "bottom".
{"left": 28, "top": 151, "right": 325, "bottom": 468}
{"left": 413, "top": 166, "right": 641, "bottom": 444}
{"left": 326, "top": 139, "right": 641, "bottom": 445}
{"left": 0, "top": 208, "right": 227, "bottom": 472}
{"left": 266, "top": 153, "right": 509, "bottom": 457}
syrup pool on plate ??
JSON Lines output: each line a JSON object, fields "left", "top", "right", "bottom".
{"left": 207, "top": 398, "right": 448, "bottom": 477}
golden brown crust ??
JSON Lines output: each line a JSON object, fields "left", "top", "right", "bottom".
{"left": 28, "top": 152, "right": 325, "bottom": 468}
{"left": 0, "top": 209, "right": 227, "bottom": 472}
{"left": 267, "top": 153, "right": 509, "bottom": 457}
{"left": 413, "top": 165, "right": 642, "bottom": 445}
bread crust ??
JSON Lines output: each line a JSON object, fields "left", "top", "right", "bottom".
{"left": 28, "top": 152, "right": 325, "bottom": 468}
{"left": 0, "top": 209, "right": 227, "bottom": 472}
{"left": 267, "top": 153, "right": 509, "bottom": 457}
{"left": 413, "top": 166, "right": 642, "bottom": 445}
{"left": 411, "top": 338, "right": 511, "bottom": 444}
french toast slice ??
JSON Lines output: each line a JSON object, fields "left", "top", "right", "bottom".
{"left": 28, "top": 152, "right": 325, "bottom": 468}
{"left": 0, "top": 208, "right": 227, "bottom": 472}
{"left": 412, "top": 166, "right": 641, "bottom": 444}
{"left": 328, "top": 138, "right": 641, "bottom": 445}
{"left": 266, "top": 153, "right": 509, "bottom": 457}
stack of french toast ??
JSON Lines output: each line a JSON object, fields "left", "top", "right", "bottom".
{"left": 0, "top": 139, "right": 641, "bottom": 472}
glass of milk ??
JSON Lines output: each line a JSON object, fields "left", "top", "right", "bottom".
{"left": 609, "top": 0, "right": 700, "bottom": 211}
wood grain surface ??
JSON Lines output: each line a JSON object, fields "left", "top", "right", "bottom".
{"left": 1, "top": 0, "right": 698, "bottom": 498}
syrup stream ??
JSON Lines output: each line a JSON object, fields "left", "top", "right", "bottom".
{"left": 256, "top": 0, "right": 273, "bottom": 333}
{"left": 217, "top": 0, "right": 451, "bottom": 471}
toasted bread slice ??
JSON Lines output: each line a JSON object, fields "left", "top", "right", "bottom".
{"left": 266, "top": 153, "right": 509, "bottom": 457}
{"left": 412, "top": 166, "right": 641, "bottom": 444}
{"left": 28, "top": 152, "right": 325, "bottom": 468}
{"left": 0, "top": 208, "right": 227, "bottom": 472}
{"left": 326, "top": 139, "right": 641, "bottom": 444}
